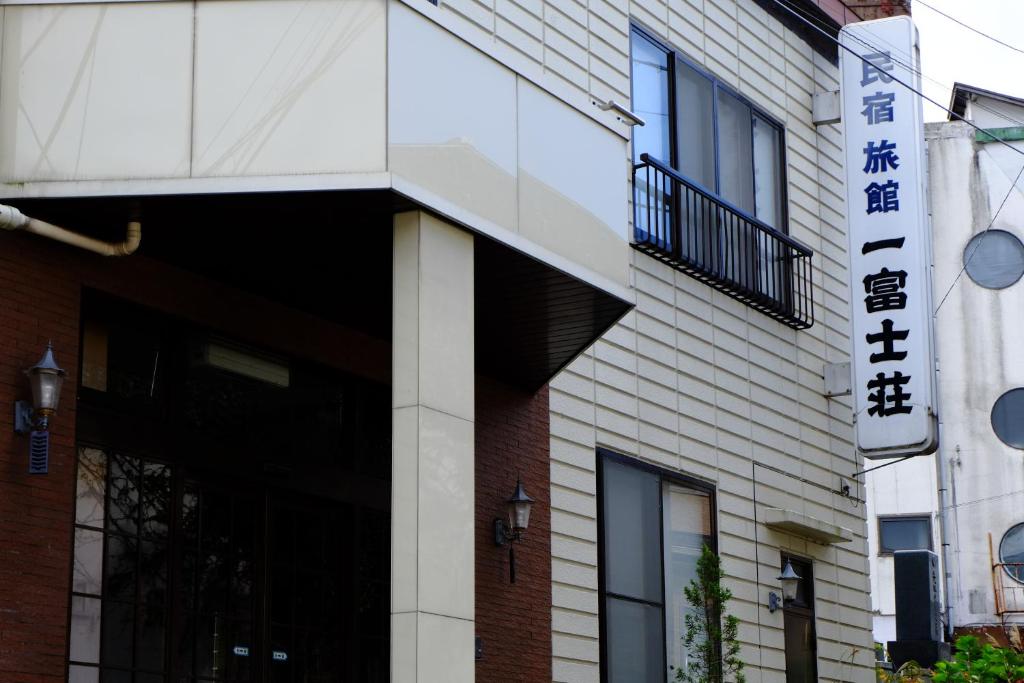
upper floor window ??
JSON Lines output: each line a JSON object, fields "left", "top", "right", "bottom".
{"left": 598, "top": 451, "right": 714, "bottom": 682}
{"left": 630, "top": 26, "right": 785, "bottom": 231}
{"left": 878, "top": 516, "right": 932, "bottom": 554}
{"left": 629, "top": 26, "right": 814, "bottom": 330}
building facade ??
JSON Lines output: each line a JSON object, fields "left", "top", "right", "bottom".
{"left": 546, "top": 1, "right": 885, "bottom": 682}
{"left": 0, "top": 0, "right": 884, "bottom": 681}
{"left": 866, "top": 84, "right": 1024, "bottom": 646}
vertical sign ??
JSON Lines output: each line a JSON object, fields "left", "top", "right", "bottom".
{"left": 840, "top": 16, "right": 938, "bottom": 459}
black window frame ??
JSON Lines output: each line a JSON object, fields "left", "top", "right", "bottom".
{"left": 596, "top": 448, "right": 717, "bottom": 683}
{"left": 877, "top": 515, "right": 933, "bottom": 555}
{"left": 629, "top": 22, "right": 791, "bottom": 237}
{"left": 628, "top": 23, "right": 815, "bottom": 330}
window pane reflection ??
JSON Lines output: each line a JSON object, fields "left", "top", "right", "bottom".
{"left": 76, "top": 449, "right": 107, "bottom": 528}
{"left": 606, "top": 598, "right": 662, "bottom": 683}
{"left": 69, "top": 596, "right": 102, "bottom": 664}
{"left": 73, "top": 528, "right": 104, "bottom": 596}
{"left": 663, "top": 483, "right": 712, "bottom": 678}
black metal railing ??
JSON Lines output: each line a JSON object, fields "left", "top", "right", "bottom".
{"left": 633, "top": 154, "right": 814, "bottom": 329}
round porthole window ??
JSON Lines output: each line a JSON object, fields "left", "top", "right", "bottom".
{"left": 963, "top": 230, "right": 1024, "bottom": 289}
{"left": 1000, "top": 523, "right": 1024, "bottom": 583}
{"left": 992, "top": 388, "right": 1024, "bottom": 449}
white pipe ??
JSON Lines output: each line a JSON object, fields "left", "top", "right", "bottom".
{"left": 0, "top": 203, "right": 140, "bottom": 257}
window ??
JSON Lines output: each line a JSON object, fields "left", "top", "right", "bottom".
{"left": 598, "top": 451, "right": 714, "bottom": 683}
{"left": 1000, "top": 523, "right": 1024, "bottom": 583}
{"left": 630, "top": 26, "right": 787, "bottom": 232}
{"left": 992, "top": 388, "right": 1024, "bottom": 449}
{"left": 878, "top": 516, "right": 932, "bottom": 554}
{"left": 963, "top": 230, "right": 1024, "bottom": 289}
{"left": 630, "top": 26, "right": 814, "bottom": 330}
{"left": 781, "top": 556, "right": 817, "bottom": 683}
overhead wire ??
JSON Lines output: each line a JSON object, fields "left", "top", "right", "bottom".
{"left": 768, "top": 0, "right": 1024, "bottom": 313}
{"left": 913, "top": 0, "right": 1024, "bottom": 58}
{"left": 933, "top": 162, "right": 1024, "bottom": 313}
{"left": 776, "top": 0, "right": 1024, "bottom": 128}
{"left": 767, "top": 0, "right": 1024, "bottom": 155}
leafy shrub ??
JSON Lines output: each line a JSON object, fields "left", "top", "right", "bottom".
{"left": 932, "top": 635, "right": 1024, "bottom": 683}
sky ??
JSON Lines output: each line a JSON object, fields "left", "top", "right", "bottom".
{"left": 913, "top": 0, "right": 1024, "bottom": 122}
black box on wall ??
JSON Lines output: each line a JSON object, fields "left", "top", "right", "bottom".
{"left": 894, "top": 549, "right": 943, "bottom": 642}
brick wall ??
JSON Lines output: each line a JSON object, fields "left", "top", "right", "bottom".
{"left": 850, "top": 0, "right": 912, "bottom": 20}
{"left": 0, "top": 229, "right": 390, "bottom": 682}
{"left": 475, "top": 376, "right": 552, "bottom": 683}
{"left": 0, "top": 234, "right": 82, "bottom": 683}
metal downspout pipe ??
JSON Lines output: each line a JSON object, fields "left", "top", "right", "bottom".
{"left": 0, "top": 204, "right": 140, "bottom": 256}
{"left": 937, "top": 432, "right": 955, "bottom": 639}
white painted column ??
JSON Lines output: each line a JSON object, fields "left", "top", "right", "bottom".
{"left": 391, "top": 211, "right": 475, "bottom": 683}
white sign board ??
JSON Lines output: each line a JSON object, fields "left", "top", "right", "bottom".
{"left": 840, "top": 16, "right": 938, "bottom": 458}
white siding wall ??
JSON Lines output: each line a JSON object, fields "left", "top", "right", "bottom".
{"left": 468, "top": 0, "right": 874, "bottom": 679}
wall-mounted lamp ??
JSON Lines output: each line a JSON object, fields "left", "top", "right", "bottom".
{"left": 494, "top": 477, "right": 534, "bottom": 583}
{"left": 768, "top": 559, "right": 802, "bottom": 613}
{"left": 14, "top": 342, "right": 66, "bottom": 474}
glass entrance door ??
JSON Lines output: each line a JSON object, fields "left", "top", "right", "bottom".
{"left": 71, "top": 449, "right": 386, "bottom": 683}
{"left": 69, "top": 296, "right": 390, "bottom": 683}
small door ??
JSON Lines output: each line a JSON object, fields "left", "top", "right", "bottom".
{"left": 782, "top": 556, "right": 818, "bottom": 683}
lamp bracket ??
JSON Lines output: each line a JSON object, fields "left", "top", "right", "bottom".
{"left": 494, "top": 518, "right": 512, "bottom": 546}
{"left": 768, "top": 591, "right": 781, "bottom": 613}
{"left": 14, "top": 400, "right": 34, "bottom": 435}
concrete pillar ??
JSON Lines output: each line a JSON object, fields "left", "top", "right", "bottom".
{"left": 391, "top": 211, "right": 475, "bottom": 682}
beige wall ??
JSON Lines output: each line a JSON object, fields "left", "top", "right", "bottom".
{"left": 408, "top": 0, "right": 876, "bottom": 679}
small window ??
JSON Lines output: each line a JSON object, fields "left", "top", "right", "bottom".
{"left": 999, "top": 523, "right": 1024, "bottom": 583}
{"left": 878, "top": 516, "right": 932, "bottom": 554}
{"left": 963, "top": 230, "right": 1024, "bottom": 289}
{"left": 992, "top": 388, "right": 1024, "bottom": 449}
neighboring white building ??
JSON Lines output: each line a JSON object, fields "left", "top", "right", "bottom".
{"left": 866, "top": 83, "right": 1024, "bottom": 647}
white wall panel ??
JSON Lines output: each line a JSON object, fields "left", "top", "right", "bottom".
{"left": 192, "top": 0, "right": 386, "bottom": 177}
{"left": 389, "top": 1, "right": 518, "bottom": 230}
{"left": 0, "top": 3, "right": 192, "bottom": 181}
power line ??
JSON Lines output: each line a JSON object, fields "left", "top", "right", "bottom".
{"left": 769, "top": 0, "right": 1024, "bottom": 154}
{"left": 776, "top": 0, "right": 1024, "bottom": 128}
{"left": 933, "top": 162, "right": 1024, "bottom": 313}
{"left": 914, "top": 0, "right": 1024, "bottom": 58}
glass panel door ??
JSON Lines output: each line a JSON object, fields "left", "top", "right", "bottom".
{"left": 177, "top": 480, "right": 259, "bottom": 683}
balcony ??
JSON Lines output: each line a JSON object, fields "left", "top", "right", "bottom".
{"left": 632, "top": 154, "right": 814, "bottom": 329}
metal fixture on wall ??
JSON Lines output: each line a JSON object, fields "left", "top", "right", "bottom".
{"left": 14, "top": 343, "right": 66, "bottom": 474}
{"left": 493, "top": 477, "right": 535, "bottom": 583}
{"left": 768, "top": 559, "right": 802, "bottom": 613}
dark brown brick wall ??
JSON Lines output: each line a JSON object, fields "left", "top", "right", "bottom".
{"left": 0, "top": 234, "right": 84, "bottom": 683}
{"left": 475, "top": 376, "right": 552, "bottom": 683}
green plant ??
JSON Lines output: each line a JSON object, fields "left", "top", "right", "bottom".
{"left": 675, "top": 544, "right": 745, "bottom": 683}
{"left": 932, "top": 635, "right": 1024, "bottom": 683}
{"left": 878, "top": 660, "right": 931, "bottom": 682}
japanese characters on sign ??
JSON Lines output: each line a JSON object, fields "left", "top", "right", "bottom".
{"left": 840, "top": 17, "right": 938, "bottom": 459}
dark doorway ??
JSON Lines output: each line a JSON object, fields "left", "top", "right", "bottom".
{"left": 69, "top": 294, "right": 390, "bottom": 683}
{"left": 782, "top": 556, "right": 817, "bottom": 683}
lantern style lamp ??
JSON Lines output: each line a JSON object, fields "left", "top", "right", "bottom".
{"left": 494, "top": 477, "right": 535, "bottom": 583}
{"left": 768, "top": 559, "right": 803, "bottom": 613}
{"left": 15, "top": 342, "right": 66, "bottom": 474}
